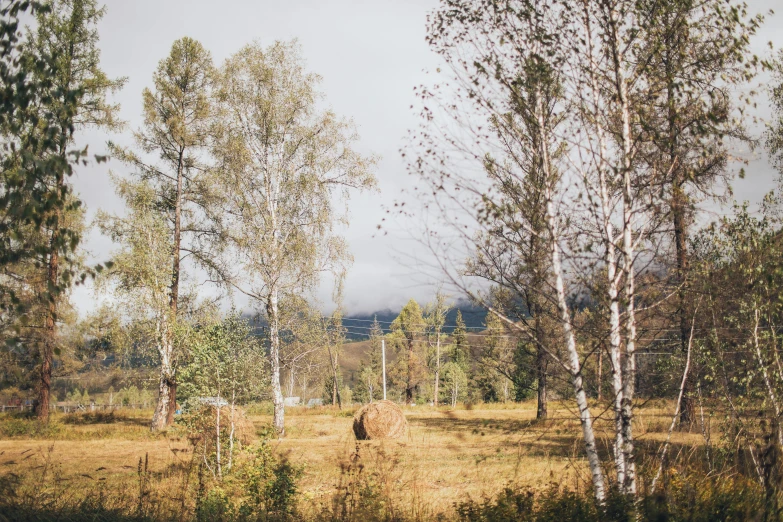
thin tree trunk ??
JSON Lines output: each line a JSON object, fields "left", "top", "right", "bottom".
{"left": 617, "top": 23, "right": 638, "bottom": 494}
{"left": 406, "top": 336, "right": 414, "bottom": 403}
{"left": 611, "top": 14, "right": 638, "bottom": 492}
{"left": 597, "top": 348, "right": 603, "bottom": 401}
{"left": 216, "top": 398, "right": 222, "bottom": 479}
{"left": 598, "top": 155, "right": 624, "bottom": 488}
{"left": 165, "top": 148, "right": 185, "bottom": 428}
{"left": 581, "top": 1, "right": 626, "bottom": 485}
{"left": 548, "top": 210, "right": 605, "bottom": 501}
{"left": 38, "top": 243, "right": 59, "bottom": 421}
{"left": 674, "top": 184, "right": 695, "bottom": 427}
{"left": 328, "top": 345, "right": 341, "bottom": 408}
{"left": 753, "top": 308, "right": 783, "bottom": 447}
{"left": 651, "top": 309, "right": 695, "bottom": 492}
{"left": 541, "top": 155, "right": 605, "bottom": 502}
{"left": 434, "top": 330, "right": 441, "bottom": 407}
{"left": 269, "top": 287, "right": 285, "bottom": 436}
{"left": 609, "top": 283, "right": 625, "bottom": 489}
{"left": 229, "top": 390, "right": 235, "bottom": 472}
{"left": 332, "top": 367, "right": 338, "bottom": 406}
{"left": 536, "top": 77, "right": 605, "bottom": 500}
{"left": 535, "top": 313, "right": 548, "bottom": 419}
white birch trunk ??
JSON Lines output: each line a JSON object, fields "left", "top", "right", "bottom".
{"left": 753, "top": 307, "right": 783, "bottom": 447}
{"left": 536, "top": 86, "right": 606, "bottom": 502}
{"left": 546, "top": 198, "right": 606, "bottom": 502}
{"left": 580, "top": 1, "right": 627, "bottom": 487}
{"left": 615, "top": 10, "right": 638, "bottom": 493}
{"left": 434, "top": 330, "right": 441, "bottom": 407}
{"left": 151, "top": 317, "right": 174, "bottom": 432}
{"left": 269, "top": 286, "right": 285, "bottom": 436}
{"left": 652, "top": 313, "right": 694, "bottom": 492}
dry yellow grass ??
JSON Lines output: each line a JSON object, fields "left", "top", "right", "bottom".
{"left": 0, "top": 400, "right": 702, "bottom": 514}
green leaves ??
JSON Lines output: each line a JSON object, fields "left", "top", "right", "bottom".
{"left": 213, "top": 40, "right": 377, "bottom": 303}
{"left": 179, "top": 312, "right": 267, "bottom": 405}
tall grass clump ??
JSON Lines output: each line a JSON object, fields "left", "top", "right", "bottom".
{"left": 453, "top": 475, "right": 765, "bottom": 522}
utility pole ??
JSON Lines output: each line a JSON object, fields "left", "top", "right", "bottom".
{"left": 382, "top": 338, "right": 387, "bottom": 400}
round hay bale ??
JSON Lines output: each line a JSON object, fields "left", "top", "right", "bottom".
{"left": 353, "top": 400, "right": 407, "bottom": 440}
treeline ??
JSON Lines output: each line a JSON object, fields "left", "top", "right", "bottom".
{"left": 348, "top": 300, "right": 532, "bottom": 409}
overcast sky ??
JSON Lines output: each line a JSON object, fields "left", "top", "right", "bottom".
{"left": 70, "top": 0, "right": 782, "bottom": 317}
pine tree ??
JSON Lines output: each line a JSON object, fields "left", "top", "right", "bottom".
{"left": 390, "top": 299, "right": 425, "bottom": 403}
{"left": 425, "top": 292, "right": 449, "bottom": 406}
{"left": 26, "top": 0, "right": 124, "bottom": 421}
{"left": 451, "top": 310, "right": 468, "bottom": 368}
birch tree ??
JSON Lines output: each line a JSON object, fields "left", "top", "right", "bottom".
{"left": 96, "top": 179, "right": 175, "bottom": 408}
{"left": 416, "top": 0, "right": 607, "bottom": 501}
{"left": 565, "top": 0, "right": 758, "bottom": 492}
{"left": 325, "top": 310, "right": 346, "bottom": 408}
{"left": 358, "top": 365, "right": 379, "bottom": 404}
{"left": 179, "top": 312, "right": 266, "bottom": 478}
{"left": 441, "top": 361, "right": 467, "bottom": 407}
{"left": 214, "top": 41, "right": 376, "bottom": 435}
{"left": 413, "top": 0, "right": 764, "bottom": 500}
{"left": 109, "top": 37, "right": 215, "bottom": 431}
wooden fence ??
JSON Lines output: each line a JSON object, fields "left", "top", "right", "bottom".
{"left": 1, "top": 402, "right": 153, "bottom": 413}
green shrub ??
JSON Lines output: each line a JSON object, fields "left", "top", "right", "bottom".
{"left": 239, "top": 440, "right": 303, "bottom": 521}
{"left": 0, "top": 415, "right": 64, "bottom": 438}
{"left": 196, "top": 487, "right": 236, "bottom": 522}
{"left": 455, "top": 487, "right": 535, "bottom": 521}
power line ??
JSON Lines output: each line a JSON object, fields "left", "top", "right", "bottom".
{"left": 340, "top": 323, "right": 773, "bottom": 344}
{"left": 340, "top": 315, "right": 783, "bottom": 333}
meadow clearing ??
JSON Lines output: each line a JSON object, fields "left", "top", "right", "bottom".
{"left": 0, "top": 400, "right": 700, "bottom": 519}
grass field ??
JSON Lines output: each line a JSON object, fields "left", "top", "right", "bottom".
{"left": 0, "top": 400, "right": 702, "bottom": 519}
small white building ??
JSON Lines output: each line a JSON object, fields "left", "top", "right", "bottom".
{"left": 198, "top": 397, "right": 228, "bottom": 408}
